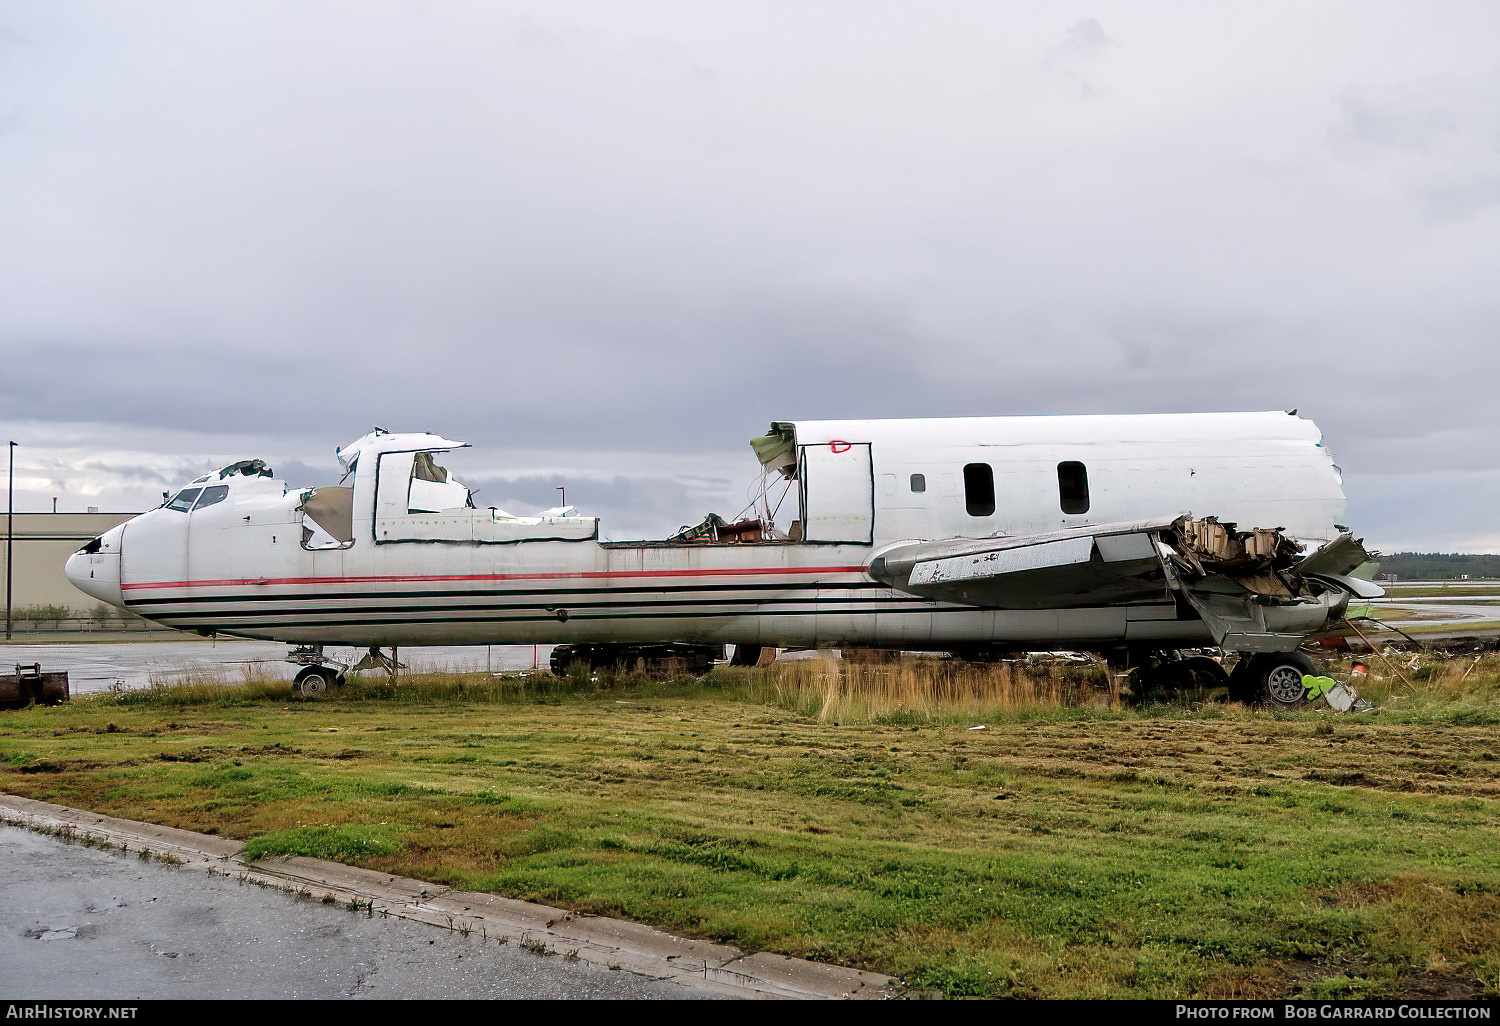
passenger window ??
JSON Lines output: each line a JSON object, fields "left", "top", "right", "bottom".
{"left": 910, "top": 473, "right": 926, "bottom": 493}
{"left": 192, "top": 485, "right": 230, "bottom": 511}
{"left": 963, "top": 463, "right": 995, "bottom": 517}
{"left": 165, "top": 488, "right": 201, "bottom": 512}
{"left": 1058, "top": 461, "right": 1090, "bottom": 514}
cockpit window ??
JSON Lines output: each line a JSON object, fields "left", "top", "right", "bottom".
{"left": 192, "top": 485, "right": 230, "bottom": 511}
{"left": 406, "top": 452, "right": 473, "bottom": 512}
{"left": 166, "top": 488, "right": 202, "bottom": 512}
{"left": 412, "top": 452, "right": 448, "bottom": 483}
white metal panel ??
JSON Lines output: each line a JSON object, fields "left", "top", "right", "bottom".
{"left": 910, "top": 536, "right": 1094, "bottom": 585}
{"left": 1095, "top": 533, "right": 1157, "bottom": 562}
{"left": 798, "top": 412, "right": 1344, "bottom": 544}
{"left": 800, "top": 442, "right": 873, "bottom": 544}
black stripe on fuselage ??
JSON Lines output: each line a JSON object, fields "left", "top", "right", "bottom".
{"left": 135, "top": 603, "right": 988, "bottom": 631}
{"left": 122, "top": 579, "right": 889, "bottom": 607}
{"left": 136, "top": 594, "right": 943, "bottom": 623}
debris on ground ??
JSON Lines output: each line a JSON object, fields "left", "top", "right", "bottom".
{"left": 1302, "top": 674, "right": 1375, "bottom": 712}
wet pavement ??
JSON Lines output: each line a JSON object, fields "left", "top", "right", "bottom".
{"left": 0, "top": 641, "right": 556, "bottom": 695}
{"left": 0, "top": 825, "right": 707, "bottom": 1000}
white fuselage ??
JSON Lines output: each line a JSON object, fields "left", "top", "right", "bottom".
{"left": 66, "top": 413, "right": 1348, "bottom": 652}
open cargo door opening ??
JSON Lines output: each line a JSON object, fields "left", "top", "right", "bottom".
{"left": 798, "top": 442, "right": 874, "bottom": 544}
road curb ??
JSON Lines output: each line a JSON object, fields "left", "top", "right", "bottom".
{"left": 0, "top": 793, "right": 893, "bottom": 1000}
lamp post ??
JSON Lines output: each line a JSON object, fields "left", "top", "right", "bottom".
{"left": 5, "top": 441, "right": 14, "bottom": 641}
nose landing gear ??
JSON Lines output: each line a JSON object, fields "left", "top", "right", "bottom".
{"left": 286, "top": 645, "right": 349, "bottom": 696}
{"left": 293, "top": 665, "right": 341, "bottom": 695}
{"left": 285, "top": 645, "right": 407, "bottom": 694}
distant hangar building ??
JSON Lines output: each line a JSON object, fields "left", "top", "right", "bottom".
{"left": 2, "top": 512, "right": 135, "bottom": 614}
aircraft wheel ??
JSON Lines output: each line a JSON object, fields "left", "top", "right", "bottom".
{"left": 294, "top": 666, "right": 336, "bottom": 695}
{"left": 1174, "top": 655, "right": 1230, "bottom": 689}
{"left": 549, "top": 645, "right": 576, "bottom": 677}
{"left": 1134, "top": 653, "right": 1227, "bottom": 701}
{"left": 1232, "top": 651, "right": 1316, "bottom": 708}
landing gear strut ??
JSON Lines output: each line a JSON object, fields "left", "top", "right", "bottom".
{"left": 351, "top": 646, "right": 406, "bottom": 682}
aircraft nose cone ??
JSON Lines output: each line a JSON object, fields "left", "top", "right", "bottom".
{"left": 64, "top": 526, "right": 125, "bottom": 608}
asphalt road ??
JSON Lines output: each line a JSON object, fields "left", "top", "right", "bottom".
{"left": 0, "top": 825, "right": 711, "bottom": 1000}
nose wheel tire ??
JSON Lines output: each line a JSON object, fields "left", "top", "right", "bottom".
{"left": 294, "top": 666, "right": 337, "bottom": 695}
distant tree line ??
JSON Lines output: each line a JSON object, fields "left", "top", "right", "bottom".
{"left": 1375, "top": 553, "right": 1500, "bottom": 579}
{"left": 2, "top": 603, "right": 146, "bottom": 620}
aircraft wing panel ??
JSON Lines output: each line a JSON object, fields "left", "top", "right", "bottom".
{"left": 870, "top": 516, "right": 1377, "bottom": 652}
{"left": 908, "top": 536, "right": 1094, "bottom": 586}
{"left": 1296, "top": 533, "right": 1381, "bottom": 582}
{"left": 871, "top": 519, "right": 1180, "bottom": 610}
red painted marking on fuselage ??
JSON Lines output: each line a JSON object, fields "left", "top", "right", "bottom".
{"left": 120, "top": 565, "right": 870, "bottom": 592}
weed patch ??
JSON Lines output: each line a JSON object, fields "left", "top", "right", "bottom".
{"left": 241, "top": 825, "right": 403, "bottom": 862}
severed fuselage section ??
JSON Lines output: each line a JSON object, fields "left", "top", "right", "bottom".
{"left": 66, "top": 414, "right": 1380, "bottom": 695}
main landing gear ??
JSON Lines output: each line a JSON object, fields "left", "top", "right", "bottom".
{"left": 1115, "top": 649, "right": 1231, "bottom": 701}
{"left": 549, "top": 643, "right": 723, "bottom": 677}
{"left": 1119, "top": 647, "right": 1318, "bottom": 706}
{"left": 350, "top": 645, "right": 406, "bottom": 681}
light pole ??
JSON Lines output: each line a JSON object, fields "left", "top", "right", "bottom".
{"left": 5, "top": 441, "right": 14, "bottom": 641}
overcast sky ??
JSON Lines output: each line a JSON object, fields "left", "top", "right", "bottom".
{"left": 2, "top": 1, "right": 1497, "bottom": 548}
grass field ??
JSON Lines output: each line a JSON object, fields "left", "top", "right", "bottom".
{"left": 1382, "top": 586, "right": 1500, "bottom": 600}
{"left": 2, "top": 656, "right": 1498, "bottom": 999}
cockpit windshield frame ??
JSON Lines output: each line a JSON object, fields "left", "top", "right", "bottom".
{"left": 165, "top": 488, "right": 202, "bottom": 512}
{"left": 192, "top": 485, "right": 230, "bottom": 511}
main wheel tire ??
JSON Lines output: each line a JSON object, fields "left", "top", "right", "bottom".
{"left": 294, "top": 666, "right": 335, "bottom": 695}
{"left": 550, "top": 645, "right": 579, "bottom": 677}
{"left": 1175, "top": 655, "right": 1230, "bottom": 689}
{"left": 1235, "top": 651, "right": 1317, "bottom": 707}
{"left": 1136, "top": 653, "right": 1229, "bottom": 700}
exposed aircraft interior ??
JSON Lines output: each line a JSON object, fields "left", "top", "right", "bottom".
{"left": 283, "top": 426, "right": 811, "bottom": 551}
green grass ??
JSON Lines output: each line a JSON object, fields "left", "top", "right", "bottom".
{"left": 240, "top": 824, "right": 404, "bottom": 861}
{"left": 2, "top": 657, "right": 1498, "bottom": 999}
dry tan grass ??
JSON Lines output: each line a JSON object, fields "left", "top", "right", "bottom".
{"left": 734, "top": 656, "right": 1118, "bottom": 722}
{"left": 1348, "top": 650, "right": 1500, "bottom": 715}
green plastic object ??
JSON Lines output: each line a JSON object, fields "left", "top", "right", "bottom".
{"left": 1301, "top": 674, "right": 1337, "bottom": 699}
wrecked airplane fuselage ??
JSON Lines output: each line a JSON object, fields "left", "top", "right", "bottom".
{"left": 65, "top": 413, "right": 1379, "bottom": 703}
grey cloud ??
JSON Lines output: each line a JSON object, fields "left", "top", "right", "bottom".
{"left": 1337, "top": 103, "right": 1452, "bottom": 153}
{"left": 1329, "top": 74, "right": 1500, "bottom": 220}
{"left": 1059, "top": 18, "right": 1112, "bottom": 57}
{"left": 1425, "top": 178, "right": 1500, "bottom": 221}
{"left": 1, "top": 3, "right": 1497, "bottom": 549}
{"left": 74, "top": 461, "right": 178, "bottom": 486}
{"left": 270, "top": 459, "right": 343, "bottom": 491}
{"left": 1347, "top": 469, "right": 1500, "bottom": 553}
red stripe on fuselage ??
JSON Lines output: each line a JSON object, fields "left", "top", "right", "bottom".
{"left": 120, "top": 565, "right": 870, "bottom": 591}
